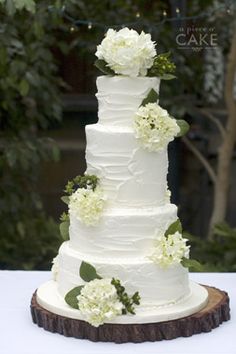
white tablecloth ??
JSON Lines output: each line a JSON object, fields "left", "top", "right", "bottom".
{"left": 0, "top": 271, "right": 235, "bottom": 354}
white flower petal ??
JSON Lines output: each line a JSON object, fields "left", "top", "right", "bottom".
{"left": 77, "top": 279, "right": 123, "bottom": 327}
{"left": 134, "top": 103, "right": 180, "bottom": 151}
{"left": 149, "top": 231, "right": 190, "bottom": 268}
{"left": 69, "top": 187, "right": 106, "bottom": 226}
{"left": 95, "top": 28, "right": 156, "bottom": 77}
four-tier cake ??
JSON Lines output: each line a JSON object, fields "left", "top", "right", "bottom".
{"left": 32, "top": 28, "right": 230, "bottom": 342}
{"left": 35, "top": 29, "right": 208, "bottom": 330}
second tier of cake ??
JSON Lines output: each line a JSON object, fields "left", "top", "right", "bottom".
{"left": 69, "top": 204, "right": 177, "bottom": 258}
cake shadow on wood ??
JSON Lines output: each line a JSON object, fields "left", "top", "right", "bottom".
{"left": 31, "top": 285, "right": 230, "bottom": 343}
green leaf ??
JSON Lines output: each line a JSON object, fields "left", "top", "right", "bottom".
{"left": 141, "top": 88, "right": 159, "bottom": 106}
{"left": 159, "top": 74, "right": 177, "bottom": 80}
{"left": 165, "top": 219, "right": 182, "bottom": 237}
{"left": 176, "top": 119, "right": 190, "bottom": 137}
{"left": 61, "top": 196, "right": 69, "bottom": 204}
{"left": 161, "top": 51, "right": 171, "bottom": 58}
{"left": 181, "top": 258, "right": 204, "bottom": 272}
{"left": 80, "top": 261, "right": 102, "bottom": 282}
{"left": 94, "top": 59, "right": 115, "bottom": 76}
{"left": 19, "top": 79, "right": 29, "bottom": 96}
{"left": 65, "top": 286, "right": 84, "bottom": 309}
{"left": 59, "top": 221, "right": 69, "bottom": 240}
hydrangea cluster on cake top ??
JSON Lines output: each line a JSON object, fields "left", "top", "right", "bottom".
{"left": 95, "top": 27, "right": 177, "bottom": 79}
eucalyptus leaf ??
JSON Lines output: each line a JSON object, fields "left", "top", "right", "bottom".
{"left": 181, "top": 257, "right": 203, "bottom": 271}
{"left": 161, "top": 51, "right": 171, "bottom": 58}
{"left": 65, "top": 285, "right": 84, "bottom": 309}
{"left": 59, "top": 221, "right": 69, "bottom": 240}
{"left": 165, "top": 219, "right": 182, "bottom": 237}
{"left": 80, "top": 261, "right": 102, "bottom": 282}
{"left": 141, "top": 88, "right": 159, "bottom": 106}
{"left": 61, "top": 196, "right": 69, "bottom": 204}
{"left": 176, "top": 119, "right": 190, "bottom": 137}
{"left": 159, "top": 74, "right": 177, "bottom": 80}
{"left": 94, "top": 59, "right": 115, "bottom": 76}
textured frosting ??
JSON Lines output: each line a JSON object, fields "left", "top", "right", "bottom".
{"left": 52, "top": 76, "right": 195, "bottom": 320}
{"left": 86, "top": 124, "right": 168, "bottom": 207}
{"left": 96, "top": 76, "right": 160, "bottom": 127}
{"left": 57, "top": 241, "right": 190, "bottom": 307}
{"left": 69, "top": 204, "right": 177, "bottom": 258}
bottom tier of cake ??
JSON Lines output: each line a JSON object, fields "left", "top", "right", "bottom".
{"left": 36, "top": 280, "right": 208, "bottom": 324}
{"left": 56, "top": 241, "right": 190, "bottom": 307}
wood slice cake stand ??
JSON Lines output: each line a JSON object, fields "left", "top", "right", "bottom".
{"left": 31, "top": 285, "right": 230, "bottom": 343}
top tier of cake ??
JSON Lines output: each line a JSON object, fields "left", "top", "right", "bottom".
{"left": 96, "top": 75, "right": 160, "bottom": 128}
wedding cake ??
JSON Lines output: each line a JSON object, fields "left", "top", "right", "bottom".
{"left": 36, "top": 28, "right": 208, "bottom": 332}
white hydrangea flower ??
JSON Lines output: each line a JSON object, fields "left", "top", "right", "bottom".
{"left": 149, "top": 231, "right": 190, "bottom": 268}
{"left": 134, "top": 103, "right": 180, "bottom": 151}
{"left": 69, "top": 187, "right": 106, "bottom": 226}
{"left": 51, "top": 255, "right": 59, "bottom": 281}
{"left": 77, "top": 278, "right": 123, "bottom": 327}
{"left": 95, "top": 28, "right": 156, "bottom": 77}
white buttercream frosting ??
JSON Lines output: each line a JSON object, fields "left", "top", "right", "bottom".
{"left": 41, "top": 75, "right": 204, "bottom": 325}
{"left": 56, "top": 241, "right": 190, "bottom": 308}
{"left": 85, "top": 124, "right": 168, "bottom": 207}
{"left": 69, "top": 204, "right": 178, "bottom": 258}
{"left": 96, "top": 76, "right": 160, "bottom": 127}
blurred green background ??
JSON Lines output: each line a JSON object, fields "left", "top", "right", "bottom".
{"left": 0, "top": 0, "right": 236, "bottom": 271}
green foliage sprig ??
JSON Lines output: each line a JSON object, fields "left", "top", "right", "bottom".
{"left": 64, "top": 175, "right": 99, "bottom": 195}
{"left": 111, "top": 278, "right": 140, "bottom": 315}
{"left": 147, "top": 52, "right": 176, "bottom": 80}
